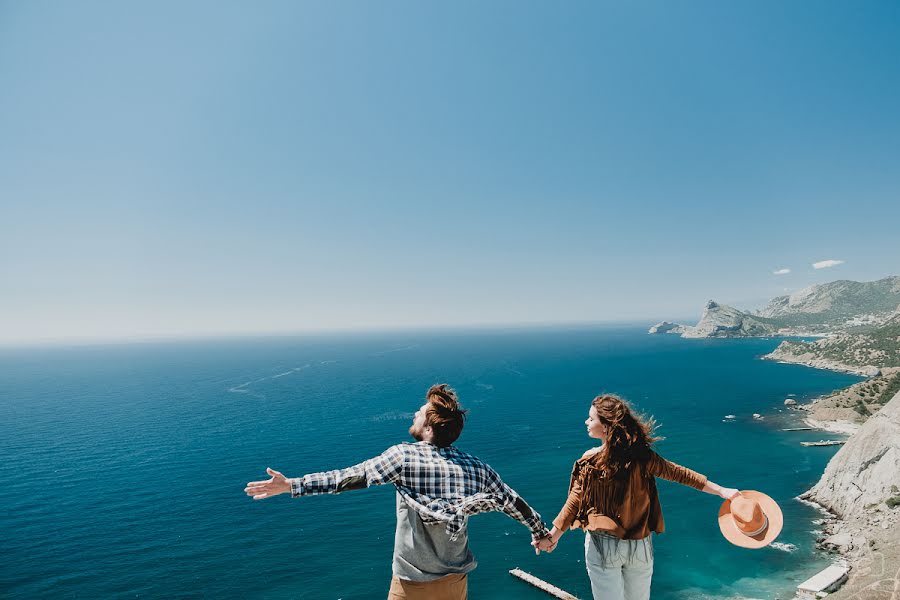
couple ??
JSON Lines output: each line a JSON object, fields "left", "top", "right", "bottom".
{"left": 245, "top": 384, "right": 782, "bottom": 600}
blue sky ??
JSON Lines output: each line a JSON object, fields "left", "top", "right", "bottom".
{"left": 2, "top": 1, "right": 899, "bottom": 343}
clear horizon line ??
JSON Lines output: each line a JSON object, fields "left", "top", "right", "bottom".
{"left": 0, "top": 316, "right": 701, "bottom": 350}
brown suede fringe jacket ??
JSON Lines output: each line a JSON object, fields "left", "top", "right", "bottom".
{"left": 552, "top": 448, "right": 708, "bottom": 540}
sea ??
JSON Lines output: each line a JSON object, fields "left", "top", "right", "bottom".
{"left": 0, "top": 325, "right": 862, "bottom": 599}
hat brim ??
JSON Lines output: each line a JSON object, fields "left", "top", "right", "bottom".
{"left": 718, "top": 490, "right": 783, "bottom": 549}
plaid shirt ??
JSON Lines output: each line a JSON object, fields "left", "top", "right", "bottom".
{"left": 290, "top": 441, "right": 549, "bottom": 541}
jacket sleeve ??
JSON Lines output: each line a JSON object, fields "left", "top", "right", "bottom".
{"left": 646, "top": 450, "right": 707, "bottom": 490}
{"left": 289, "top": 445, "right": 405, "bottom": 497}
{"left": 552, "top": 460, "right": 583, "bottom": 531}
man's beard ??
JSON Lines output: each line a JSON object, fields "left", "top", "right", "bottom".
{"left": 409, "top": 423, "right": 424, "bottom": 441}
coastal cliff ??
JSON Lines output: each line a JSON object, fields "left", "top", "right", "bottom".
{"left": 648, "top": 301, "right": 777, "bottom": 337}
{"left": 798, "top": 391, "right": 900, "bottom": 598}
{"left": 803, "top": 390, "right": 900, "bottom": 519}
{"left": 680, "top": 301, "right": 778, "bottom": 338}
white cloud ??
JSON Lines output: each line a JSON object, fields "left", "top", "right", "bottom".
{"left": 773, "top": 268, "right": 791, "bottom": 275}
{"left": 812, "top": 259, "right": 845, "bottom": 270}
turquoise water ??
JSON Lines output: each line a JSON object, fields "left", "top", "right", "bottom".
{"left": 0, "top": 326, "right": 861, "bottom": 599}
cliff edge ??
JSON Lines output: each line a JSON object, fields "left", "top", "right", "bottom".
{"left": 802, "top": 390, "right": 900, "bottom": 519}
{"left": 798, "top": 390, "right": 900, "bottom": 598}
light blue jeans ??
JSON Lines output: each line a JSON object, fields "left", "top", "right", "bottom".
{"left": 585, "top": 531, "right": 654, "bottom": 600}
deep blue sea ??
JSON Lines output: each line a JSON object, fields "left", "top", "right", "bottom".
{"left": 0, "top": 326, "right": 862, "bottom": 599}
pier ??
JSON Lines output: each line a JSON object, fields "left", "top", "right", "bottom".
{"left": 509, "top": 568, "right": 579, "bottom": 599}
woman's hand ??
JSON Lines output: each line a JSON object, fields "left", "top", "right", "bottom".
{"left": 702, "top": 481, "right": 741, "bottom": 500}
{"left": 719, "top": 487, "right": 740, "bottom": 501}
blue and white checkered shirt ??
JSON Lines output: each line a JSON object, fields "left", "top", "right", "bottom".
{"left": 290, "top": 441, "right": 549, "bottom": 541}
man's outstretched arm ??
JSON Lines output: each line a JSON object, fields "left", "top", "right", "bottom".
{"left": 244, "top": 446, "right": 405, "bottom": 500}
{"left": 499, "top": 482, "right": 551, "bottom": 542}
{"left": 480, "top": 467, "right": 551, "bottom": 543}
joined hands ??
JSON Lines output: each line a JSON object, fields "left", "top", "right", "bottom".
{"left": 531, "top": 534, "right": 557, "bottom": 555}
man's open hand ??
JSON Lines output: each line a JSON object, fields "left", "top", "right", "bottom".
{"left": 244, "top": 467, "right": 291, "bottom": 500}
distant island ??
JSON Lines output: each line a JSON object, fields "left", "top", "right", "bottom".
{"left": 651, "top": 275, "right": 900, "bottom": 598}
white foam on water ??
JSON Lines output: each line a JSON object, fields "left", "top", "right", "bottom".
{"left": 227, "top": 364, "right": 311, "bottom": 396}
{"left": 770, "top": 542, "right": 798, "bottom": 552}
{"left": 371, "top": 344, "right": 420, "bottom": 356}
{"left": 796, "top": 496, "right": 833, "bottom": 516}
{"left": 370, "top": 411, "right": 415, "bottom": 423}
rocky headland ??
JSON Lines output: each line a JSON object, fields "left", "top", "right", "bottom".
{"left": 682, "top": 300, "right": 779, "bottom": 338}
{"left": 647, "top": 321, "right": 684, "bottom": 334}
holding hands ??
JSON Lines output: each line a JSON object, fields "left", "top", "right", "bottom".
{"left": 532, "top": 535, "right": 557, "bottom": 554}
{"left": 532, "top": 527, "right": 562, "bottom": 555}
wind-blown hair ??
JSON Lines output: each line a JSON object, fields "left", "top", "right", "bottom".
{"left": 424, "top": 384, "right": 468, "bottom": 447}
{"left": 592, "top": 394, "right": 660, "bottom": 478}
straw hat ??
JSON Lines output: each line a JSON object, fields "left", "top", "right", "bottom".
{"left": 718, "top": 490, "right": 783, "bottom": 549}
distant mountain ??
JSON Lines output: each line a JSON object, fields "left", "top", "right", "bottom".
{"left": 650, "top": 276, "right": 900, "bottom": 339}
{"left": 755, "top": 276, "right": 900, "bottom": 328}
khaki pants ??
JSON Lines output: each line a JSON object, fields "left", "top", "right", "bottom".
{"left": 387, "top": 573, "right": 467, "bottom": 600}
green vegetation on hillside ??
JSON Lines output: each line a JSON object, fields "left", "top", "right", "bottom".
{"left": 774, "top": 321, "right": 900, "bottom": 368}
{"left": 876, "top": 372, "right": 900, "bottom": 404}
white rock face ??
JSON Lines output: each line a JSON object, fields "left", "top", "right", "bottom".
{"left": 803, "top": 391, "right": 900, "bottom": 519}
{"left": 648, "top": 321, "right": 684, "bottom": 334}
{"left": 680, "top": 300, "right": 778, "bottom": 338}
{"left": 784, "top": 399, "right": 798, "bottom": 406}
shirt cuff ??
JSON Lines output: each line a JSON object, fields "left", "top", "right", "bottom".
{"left": 530, "top": 521, "right": 551, "bottom": 542}
{"left": 289, "top": 478, "right": 304, "bottom": 498}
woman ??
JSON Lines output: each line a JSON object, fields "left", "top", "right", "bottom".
{"left": 535, "top": 394, "right": 740, "bottom": 600}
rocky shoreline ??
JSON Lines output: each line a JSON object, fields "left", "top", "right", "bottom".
{"left": 763, "top": 350, "right": 883, "bottom": 378}
{"left": 788, "top": 382, "right": 900, "bottom": 599}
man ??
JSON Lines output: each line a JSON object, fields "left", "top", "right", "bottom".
{"left": 244, "top": 383, "right": 553, "bottom": 600}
